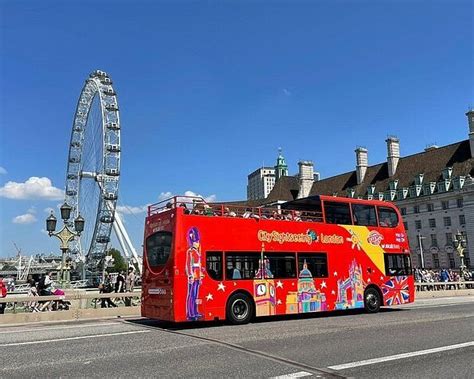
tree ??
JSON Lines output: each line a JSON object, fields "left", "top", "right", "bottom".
{"left": 106, "top": 248, "right": 127, "bottom": 273}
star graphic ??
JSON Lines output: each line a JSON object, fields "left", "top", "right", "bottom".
{"left": 321, "top": 281, "right": 327, "bottom": 289}
{"left": 380, "top": 276, "right": 384, "bottom": 280}
{"left": 331, "top": 290, "right": 336, "bottom": 295}
{"left": 333, "top": 271, "right": 338, "bottom": 277}
{"left": 276, "top": 280, "right": 283, "bottom": 289}
{"left": 277, "top": 299, "right": 282, "bottom": 305}
{"left": 217, "top": 282, "right": 226, "bottom": 292}
{"left": 206, "top": 293, "right": 213, "bottom": 301}
{"left": 367, "top": 278, "right": 371, "bottom": 283}
{"left": 233, "top": 282, "right": 237, "bottom": 286}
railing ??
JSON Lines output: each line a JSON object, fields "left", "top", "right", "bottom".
{"left": 415, "top": 281, "right": 474, "bottom": 291}
{"left": 148, "top": 196, "right": 324, "bottom": 222}
{"left": 0, "top": 290, "right": 142, "bottom": 315}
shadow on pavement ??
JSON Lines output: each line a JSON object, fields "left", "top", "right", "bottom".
{"left": 125, "top": 306, "right": 405, "bottom": 331}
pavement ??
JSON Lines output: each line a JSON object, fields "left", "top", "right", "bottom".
{"left": 0, "top": 296, "right": 472, "bottom": 378}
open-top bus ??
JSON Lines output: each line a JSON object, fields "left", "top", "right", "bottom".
{"left": 141, "top": 195, "right": 413, "bottom": 324}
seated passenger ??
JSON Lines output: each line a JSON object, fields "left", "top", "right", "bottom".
{"left": 179, "top": 203, "right": 191, "bottom": 214}
{"left": 203, "top": 204, "right": 214, "bottom": 216}
{"left": 224, "top": 207, "right": 237, "bottom": 217}
{"left": 232, "top": 267, "right": 242, "bottom": 279}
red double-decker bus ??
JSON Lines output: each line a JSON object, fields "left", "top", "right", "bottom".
{"left": 141, "top": 195, "right": 414, "bottom": 324}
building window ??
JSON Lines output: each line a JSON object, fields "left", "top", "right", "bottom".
{"left": 442, "top": 200, "right": 449, "bottom": 210}
{"left": 447, "top": 253, "right": 455, "bottom": 269}
{"left": 428, "top": 218, "right": 436, "bottom": 228}
{"left": 443, "top": 217, "right": 451, "bottom": 227}
{"left": 459, "top": 215, "right": 466, "bottom": 225}
{"left": 457, "top": 198, "right": 463, "bottom": 208}
{"left": 430, "top": 234, "right": 438, "bottom": 247}
{"left": 427, "top": 203, "right": 434, "bottom": 212}
{"left": 414, "top": 205, "right": 420, "bottom": 214}
{"left": 465, "top": 250, "right": 470, "bottom": 269}
{"left": 445, "top": 232, "right": 453, "bottom": 246}
{"left": 432, "top": 253, "right": 440, "bottom": 268}
{"left": 415, "top": 220, "right": 422, "bottom": 230}
{"left": 400, "top": 207, "right": 406, "bottom": 215}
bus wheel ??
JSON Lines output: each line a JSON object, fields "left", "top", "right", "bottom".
{"left": 364, "top": 287, "right": 381, "bottom": 313}
{"left": 227, "top": 293, "right": 253, "bottom": 325}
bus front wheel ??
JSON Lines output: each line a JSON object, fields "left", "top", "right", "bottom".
{"left": 364, "top": 287, "right": 381, "bottom": 313}
{"left": 226, "top": 293, "right": 253, "bottom": 325}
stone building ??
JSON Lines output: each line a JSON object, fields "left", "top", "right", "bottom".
{"left": 246, "top": 149, "right": 289, "bottom": 200}
{"left": 264, "top": 110, "right": 474, "bottom": 270}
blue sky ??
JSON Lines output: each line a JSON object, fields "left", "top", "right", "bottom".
{"left": 0, "top": 0, "right": 473, "bottom": 257}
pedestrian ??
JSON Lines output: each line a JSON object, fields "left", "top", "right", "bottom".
{"left": 0, "top": 275, "right": 7, "bottom": 314}
{"left": 125, "top": 267, "right": 135, "bottom": 306}
{"left": 38, "top": 272, "right": 53, "bottom": 311}
{"left": 27, "top": 279, "right": 40, "bottom": 312}
{"left": 100, "top": 274, "right": 117, "bottom": 308}
{"left": 115, "top": 271, "right": 125, "bottom": 293}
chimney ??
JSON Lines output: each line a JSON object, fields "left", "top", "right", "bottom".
{"left": 355, "top": 147, "right": 368, "bottom": 184}
{"left": 467, "top": 109, "right": 474, "bottom": 158}
{"left": 297, "top": 161, "right": 314, "bottom": 199}
{"left": 386, "top": 136, "right": 400, "bottom": 177}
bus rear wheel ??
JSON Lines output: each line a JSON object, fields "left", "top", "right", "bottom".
{"left": 364, "top": 287, "right": 381, "bottom": 313}
{"left": 226, "top": 293, "right": 253, "bottom": 325}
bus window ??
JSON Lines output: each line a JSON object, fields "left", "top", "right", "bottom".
{"left": 206, "top": 252, "right": 223, "bottom": 280}
{"left": 226, "top": 253, "right": 260, "bottom": 280}
{"left": 266, "top": 253, "right": 296, "bottom": 279}
{"left": 298, "top": 253, "right": 328, "bottom": 278}
{"left": 146, "top": 231, "right": 172, "bottom": 267}
{"left": 384, "top": 254, "right": 412, "bottom": 276}
{"left": 324, "top": 202, "right": 352, "bottom": 225}
{"left": 378, "top": 206, "right": 399, "bottom": 228}
{"left": 352, "top": 204, "right": 377, "bottom": 226}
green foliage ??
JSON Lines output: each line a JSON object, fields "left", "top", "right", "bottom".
{"left": 106, "top": 248, "right": 127, "bottom": 273}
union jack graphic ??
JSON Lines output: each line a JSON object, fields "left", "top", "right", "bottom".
{"left": 395, "top": 233, "right": 406, "bottom": 243}
{"left": 382, "top": 276, "right": 410, "bottom": 306}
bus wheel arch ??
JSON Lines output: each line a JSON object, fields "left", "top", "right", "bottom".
{"left": 364, "top": 285, "right": 383, "bottom": 313}
{"left": 226, "top": 290, "right": 255, "bottom": 325}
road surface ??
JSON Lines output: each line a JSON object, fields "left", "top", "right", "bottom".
{"left": 0, "top": 296, "right": 472, "bottom": 378}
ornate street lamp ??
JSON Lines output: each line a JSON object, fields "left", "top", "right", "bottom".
{"left": 453, "top": 231, "right": 467, "bottom": 278}
{"left": 45, "top": 203, "right": 84, "bottom": 287}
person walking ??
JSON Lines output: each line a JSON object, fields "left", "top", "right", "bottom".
{"left": 100, "top": 274, "right": 117, "bottom": 308}
{"left": 125, "top": 267, "right": 135, "bottom": 306}
{"left": 0, "top": 275, "right": 7, "bottom": 314}
{"left": 115, "top": 271, "right": 125, "bottom": 293}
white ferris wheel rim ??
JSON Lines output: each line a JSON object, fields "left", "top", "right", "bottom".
{"left": 64, "top": 70, "right": 121, "bottom": 262}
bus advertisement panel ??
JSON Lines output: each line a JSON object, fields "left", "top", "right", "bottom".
{"left": 141, "top": 195, "right": 414, "bottom": 324}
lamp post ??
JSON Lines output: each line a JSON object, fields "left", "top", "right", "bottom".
{"left": 417, "top": 233, "right": 426, "bottom": 269}
{"left": 45, "top": 202, "right": 84, "bottom": 287}
{"left": 453, "top": 231, "right": 467, "bottom": 279}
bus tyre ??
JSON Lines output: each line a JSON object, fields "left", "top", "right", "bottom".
{"left": 227, "top": 293, "right": 253, "bottom": 325}
{"left": 364, "top": 287, "right": 381, "bottom": 313}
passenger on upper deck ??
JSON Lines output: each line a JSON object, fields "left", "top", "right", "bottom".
{"left": 224, "top": 207, "right": 237, "bottom": 217}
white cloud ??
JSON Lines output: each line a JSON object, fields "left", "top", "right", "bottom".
{"left": 0, "top": 166, "right": 7, "bottom": 175}
{"left": 44, "top": 207, "right": 55, "bottom": 214}
{"left": 0, "top": 177, "right": 64, "bottom": 200}
{"left": 12, "top": 213, "right": 37, "bottom": 224}
{"left": 157, "top": 191, "right": 173, "bottom": 201}
{"left": 116, "top": 205, "right": 148, "bottom": 215}
{"left": 183, "top": 190, "right": 217, "bottom": 203}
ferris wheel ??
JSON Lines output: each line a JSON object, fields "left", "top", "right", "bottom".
{"left": 65, "top": 70, "right": 121, "bottom": 265}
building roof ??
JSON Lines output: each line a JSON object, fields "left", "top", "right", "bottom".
{"left": 266, "top": 139, "right": 474, "bottom": 201}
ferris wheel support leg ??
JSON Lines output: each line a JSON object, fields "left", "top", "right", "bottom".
{"left": 112, "top": 218, "right": 131, "bottom": 259}
{"left": 113, "top": 211, "right": 143, "bottom": 275}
